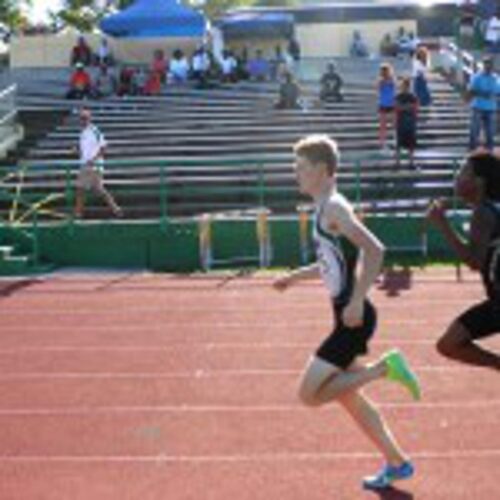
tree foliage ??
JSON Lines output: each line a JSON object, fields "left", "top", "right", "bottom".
{"left": 55, "top": 1, "right": 132, "bottom": 32}
{"left": 199, "top": 0, "right": 254, "bottom": 21}
{"left": 0, "top": 0, "right": 29, "bottom": 28}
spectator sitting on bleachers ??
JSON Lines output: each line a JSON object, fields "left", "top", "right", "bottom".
{"left": 132, "top": 67, "right": 147, "bottom": 95}
{"left": 380, "top": 33, "right": 398, "bottom": 57}
{"left": 396, "top": 26, "right": 407, "bottom": 43}
{"left": 95, "top": 38, "right": 114, "bottom": 67}
{"left": 247, "top": 49, "right": 270, "bottom": 81}
{"left": 399, "top": 32, "right": 419, "bottom": 57}
{"left": 350, "top": 30, "right": 369, "bottom": 58}
{"left": 95, "top": 65, "right": 117, "bottom": 99}
{"left": 319, "top": 62, "right": 344, "bottom": 103}
{"left": 275, "top": 71, "right": 301, "bottom": 109}
{"left": 144, "top": 70, "right": 162, "bottom": 96}
{"left": 71, "top": 36, "right": 93, "bottom": 67}
{"left": 220, "top": 50, "right": 238, "bottom": 83}
{"left": 117, "top": 66, "right": 136, "bottom": 96}
{"left": 151, "top": 49, "right": 167, "bottom": 83}
{"left": 485, "top": 10, "right": 500, "bottom": 53}
{"left": 169, "top": 49, "right": 190, "bottom": 83}
{"left": 66, "top": 63, "right": 93, "bottom": 100}
{"left": 192, "top": 46, "right": 211, "bottom": 87}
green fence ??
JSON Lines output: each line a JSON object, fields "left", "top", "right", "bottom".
{"left": 0, "top": 152, "right": 467, "bottom": 272}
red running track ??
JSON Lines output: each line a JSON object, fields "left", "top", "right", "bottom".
{"left": 0, "top": 268, "right": 498, "bottom": 500}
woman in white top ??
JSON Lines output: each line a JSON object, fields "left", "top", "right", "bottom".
{"left": 96, "top": 38, "right": 114, "bottom": 67}
{"left": 220, "top": 50, "right": 237, "bottom": 83}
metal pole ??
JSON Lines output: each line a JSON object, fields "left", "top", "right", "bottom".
{"left": 65, "top": 164, "right": 74, "bottom": 235}
{"left": 160, "top": 164, "right": 168, "bottom": 232}
{"left": 256, "top": 208, "right": 271, "bottom": 268}
{"left": 199, "top": 213, "right": 212, "bottom": 271}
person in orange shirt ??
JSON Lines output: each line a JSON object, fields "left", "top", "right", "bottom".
{"left": 151, "top": 49, "right": 167, "bottom": 83}
{"left": 144, "top": 70, "right": 162, "bottom": 96}
{"left": 66, "top": 63, "right": 93, "bottom": 100}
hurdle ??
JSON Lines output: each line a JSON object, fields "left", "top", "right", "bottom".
{"left": 198, "top": 208, "right": 272, "bottom": 271}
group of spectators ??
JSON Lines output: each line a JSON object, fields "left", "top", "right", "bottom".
{"left": 66, "top": 35, "right": 302, "bottom": 100}
{"left": 349, "top": 26, "right": 420, "bottom": 60}
{"left": 458, "top": 4, "right": 500, "bottom": 52}
{"left": 274, "top": 62, "right": 344, "bottom": 110}
{"left": 379, "top": 27, "right": 420, "bottom": 59}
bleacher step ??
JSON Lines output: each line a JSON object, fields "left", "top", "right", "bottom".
{"left": 0, "top": 254, "right": 31, "bottom": 276}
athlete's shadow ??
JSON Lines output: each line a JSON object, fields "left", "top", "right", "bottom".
{"left": 366, "top": 485, "right": 414, "bottom": 499}
{"left": 0, "top": 278, "right": 39, "bottom": 299}
{"left": 377, "top": 266, "right": 413, "bottom": 297}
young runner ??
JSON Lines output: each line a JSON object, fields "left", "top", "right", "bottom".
{"left": 274, "top": 135, "right": 421, "bottom": 489}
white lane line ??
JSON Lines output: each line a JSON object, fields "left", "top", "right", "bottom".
{"left": 0, "top": 449, "right": 498, "bottom": 464}
{"left": 0, "top": 365, "right": 482, "bottom": 380}
{"left": 0, "top": 300, "right": 481, "bottom": 315}
{"left": 0, "top": 319, "right": 449, "bottom": 331}
{"left": 0, "top": 340, "right": 437, "bottom": 354}
{"left": 0, "top": 400, "right": 497, "bottom": 416}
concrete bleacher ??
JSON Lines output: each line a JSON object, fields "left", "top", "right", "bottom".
{"left": 0, "top": 57, "right": 478, "bottom": 220}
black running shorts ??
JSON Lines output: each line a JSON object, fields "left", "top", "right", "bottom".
{"left": 457, "top": 299, "right": 500, "bottom": 340}
{"left": 316, "top": 300, "right": 377, "bottom": 369}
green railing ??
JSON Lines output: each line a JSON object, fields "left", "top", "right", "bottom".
{"left": 0, "top": 152, "right": 466, "bottom": 267}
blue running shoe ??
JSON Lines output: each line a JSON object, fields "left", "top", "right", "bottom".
{"left": 362, "top": 461, "right": 415, "bottom": 490}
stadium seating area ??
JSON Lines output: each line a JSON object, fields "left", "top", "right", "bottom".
{"left": 0, "top": 58, "right": 473, "bottom": 220}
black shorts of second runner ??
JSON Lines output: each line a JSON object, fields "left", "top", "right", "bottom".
{"left": 457, "top": 299, "right": 500, "bottom": 340}
{"left": 316, "top": 300, "right": 377, "bottom": 369}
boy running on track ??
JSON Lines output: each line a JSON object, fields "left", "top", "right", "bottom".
{"left": 273, "top": 135, "right": 421, "bottom": 490}
{"left": 427, "top": 151, "right": 500, "bottom": 371}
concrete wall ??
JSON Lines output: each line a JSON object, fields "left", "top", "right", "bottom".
{"left": 297, "top": 20, "right": 417, "bottom": 58}
{"left": 10, "top": 18, "right": 418, "bottom": 67}
{"left": 10, "top": 32, "right": 203, "bottom": 68}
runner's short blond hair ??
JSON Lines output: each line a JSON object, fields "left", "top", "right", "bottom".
{"left": 293, "top": 135, "right": 339, "bottom": 176}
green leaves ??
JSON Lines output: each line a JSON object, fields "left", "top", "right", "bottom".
{"left": 0, "top": 0, "right": 28, "bottom": 29}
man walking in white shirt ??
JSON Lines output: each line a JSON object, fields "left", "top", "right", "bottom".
{"left": 75, "top": 108, "right": 122, "bottom": 218}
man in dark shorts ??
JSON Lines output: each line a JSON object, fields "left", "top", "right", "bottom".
{"left": 427, "top": 150, "right": 500, "bottom": 371}
{"left": 395, "top": 77, "right": 418, "bottom": 168}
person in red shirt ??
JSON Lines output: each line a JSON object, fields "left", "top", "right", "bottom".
{"left": 66, "top": 63, "right": 93, "bottom": 100}
{"left": 151, "top": 49, "right": 167, "bottom": 84}
{"left": 144, "top": 70, "right": 162, "bottom": 96}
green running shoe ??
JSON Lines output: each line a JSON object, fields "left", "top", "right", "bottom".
{"left": 384, "top": 349, "right": 421, "bottom": 401}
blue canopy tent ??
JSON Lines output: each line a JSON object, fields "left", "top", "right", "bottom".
{"left": 100, "top": 0, "right": 206, "bottom": 38}
{"left": 218, "top": 12, "right": 294, "bottom": 39}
